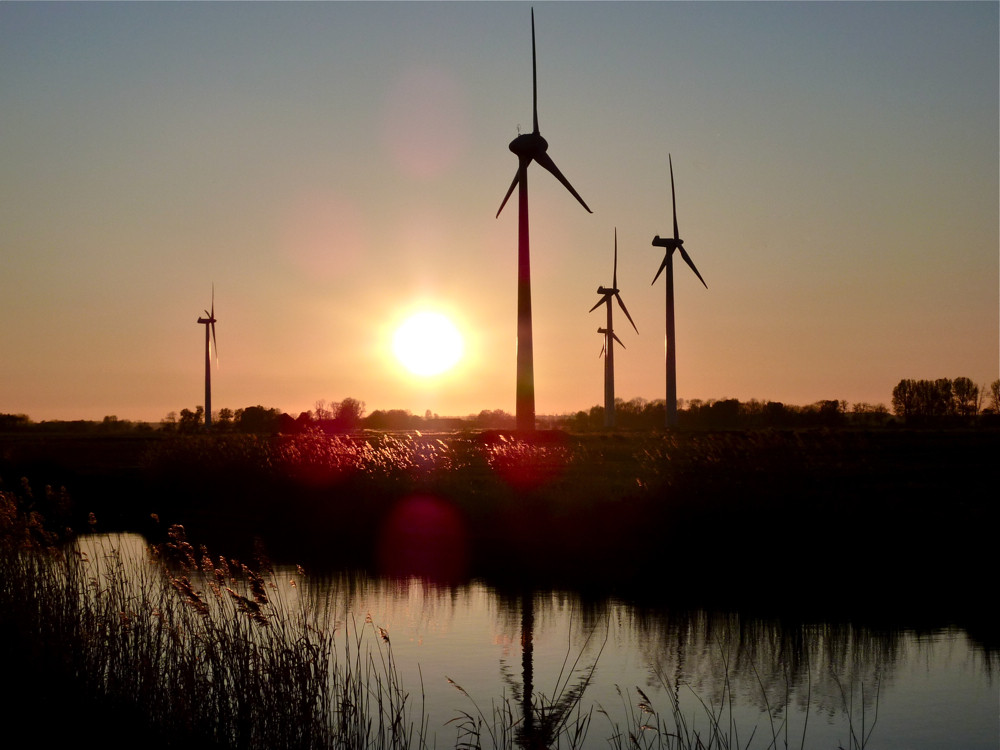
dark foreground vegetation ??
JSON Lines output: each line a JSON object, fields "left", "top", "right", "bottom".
{"left": 1, "top": 425, "right": 996, "bottom": 622}
{"left": 2, "top": 502, "right": 921, "bottom": 750}
{"left": 2, "top": 423, "right": 997, "bottom": 748}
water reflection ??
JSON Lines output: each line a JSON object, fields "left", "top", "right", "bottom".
{"left": 626, "top": 607, "right": 897, "bottom": 720}
{"left": 75, "top": 535, "right": 998, "bottom": 749}
{"left": 492, "top": 590, "right": 605, "bottom": 748}
{"left": 293, "top": 571, "right": 996, "bottom": 749}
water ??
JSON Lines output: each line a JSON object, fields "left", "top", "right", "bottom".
{"left": 80, "top": 535, "right": 998, "bottom": 748}
{"left": 293, "top": 571, "right": 997, "bottom": 749}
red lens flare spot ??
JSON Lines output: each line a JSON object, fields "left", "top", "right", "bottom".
{"left": 376, "top": 494, "right": 469, "bottom": 584}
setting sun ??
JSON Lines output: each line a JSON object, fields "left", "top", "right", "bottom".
{"left": 392, "top": 311, "right": 464, "bottom": 377}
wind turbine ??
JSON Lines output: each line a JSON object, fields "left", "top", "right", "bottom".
{"left": 497, "top": 7, "right": 592, "bottom": 431}
{"left": 590, "top": 228, "right": 638, "bottom": 428}
{"left": 651, "top": 155, "right": 707, "bottom": 428}
{"left": 196, "top": 286, "right": 218, "bottom": 428}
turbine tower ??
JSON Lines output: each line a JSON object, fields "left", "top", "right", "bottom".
{"left": 590, "top": 228, "right": 638, "bottom": 428}
{"left": 651, "top": 155, "right": 707, "bottom": 428}
{"left": 497, "top": 7, "right": 592, "bottom": 431}
{"left": 196, "top": 286, "right": 218, "bottom": 428}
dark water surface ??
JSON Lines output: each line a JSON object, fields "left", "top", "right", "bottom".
{"left": 299, "top": 572, "right": 997, "bottom": 750}
{"left": 86, "top": 534, "right": 997, "bottom": 749}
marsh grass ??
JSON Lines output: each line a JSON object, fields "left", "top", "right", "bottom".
{"left": 127, "top": 427, "right": 999, "bottom": 616}
{"left": 0, "top": 485, "right": 427, "bottom": 749}
{"left": 0, "top": 437, "right": 979, "bottom": 750}
{"left": 445, "top": 619, "right": 602, "bottom": 750}
{"left": 598, "top": 664, "right": 878, "bottom": 750}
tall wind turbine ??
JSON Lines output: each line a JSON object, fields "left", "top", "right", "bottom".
{"left": 196, "top": 286, "right": 218, "bottom": 428}
{"left": 590, "top": 228, "right": 638, "bottom": 428}
{"left": 497, "top": 7, "right": 592, "bottom": 431}
{"left": 651, "top": 155, "right": 707, "bottom": 428}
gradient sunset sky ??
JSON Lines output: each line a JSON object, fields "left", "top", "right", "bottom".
{"left": 2, "top": 1, "right": 997, "bottom": 423}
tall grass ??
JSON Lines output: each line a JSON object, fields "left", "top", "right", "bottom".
{"left": 133, "top": 428, "right": 998, "bottom": 620}
{"left": 0, "top": 484, "right": 427, "bottom": 749}
{"left": 445, "top": 607, "right": 603, "bottom": 749}
{"left": 0, "top": 476, "right": 957, "bottom": 750}
{"left": 597, "top": 667, "right": 878, "bottom": 750}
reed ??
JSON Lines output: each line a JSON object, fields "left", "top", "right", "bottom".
{"left": 444, "top": 607, "right": 602, "bottom": 750}
{"left": 597, "top": 657, "right": 879, "bottom": 750}
{"left": 0, "top": 484, "right": 427, "bottom": 749}
{"left": 0, "top": 477, "right": 950, "bottom": 750}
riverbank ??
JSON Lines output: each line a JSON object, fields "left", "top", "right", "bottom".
{"left": 1, "top": 428, "right": 996, "bottom": 640}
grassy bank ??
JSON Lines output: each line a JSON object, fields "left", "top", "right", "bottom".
{"left": 0, "top": 496, "right": 427, "bottom": 749}
{"left": 2, "top": 428, "right": 997, "bottom": 627}
{"left": 1, "top": 492, "right": 905, "bottom": 750}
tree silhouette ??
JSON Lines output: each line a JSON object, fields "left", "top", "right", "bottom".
{"left": 334, "top": 398, "right": 365, "bottom": 431}
{"left": 990, "top": 380, "right": 1000, "bottom": 413}
{"left": 891, "top": 379, "right": 917, "bottom": 420}
{"left": 178, "top": 407, "right": 204, "bottom": 433}
{"left": 952, "top": 377, "right": 979, "bottom": 417}
{"left": 235, "top": 405, "right": 281, "bottom": 434}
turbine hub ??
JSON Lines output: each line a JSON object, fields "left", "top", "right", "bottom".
{"left": 652, "top": 235, "right": 681, "bottom": 251}
{"left": 509, "top": 130, "right": 547, "bottom": 158}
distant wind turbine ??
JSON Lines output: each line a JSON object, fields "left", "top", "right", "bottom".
{"left": 196, "top": 285, "right": 218, "bottom": 428}
{"left": 497, "top": 7, "right": 592, "bottom": 431}
{"left": 590, "top": 228, "right": 638, "bottom": 428}
{"left": 651, "top": 155, "right": 707, "bottom": 428}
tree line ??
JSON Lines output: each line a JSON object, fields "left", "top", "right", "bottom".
{"left": 3, "top": 377, "right": 997, "bottom": 435}
{"left": 891, "top": 377, "right": 999, "bottom": 424}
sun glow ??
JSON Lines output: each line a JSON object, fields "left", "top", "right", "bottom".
{"left": 392, "top": 311, "right": 464, "bottom": 377}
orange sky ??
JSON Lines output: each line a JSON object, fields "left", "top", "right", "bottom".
{"left": 2, "top": 2, "right": 997, "bottom": 422}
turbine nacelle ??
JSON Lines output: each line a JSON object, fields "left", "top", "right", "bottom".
{"left": 197, "top": 286, "right": 218, "bottom": 362}
{"left": 597, "top": 327, "right": 625, "bottom": 351}
{"left": 652, "top": 235, "right": 683, "bottom": 252}
{"left": 509, "top": 131, "right": 547, "bottom": 158}
{"left": 495, "top": 8, "right": 591, "bottom": 220}
{"left": 651, "top": 157, "right": 708, "bottom": 290}
{"left": 590, "top": 228, "right": 639, "bottom": 333}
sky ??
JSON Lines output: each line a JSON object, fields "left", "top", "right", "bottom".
{"left": 2, "top": 1, "right": 997, "bottom": 423}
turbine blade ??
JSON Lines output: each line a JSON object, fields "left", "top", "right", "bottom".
{"left": 211, "top": 283, "right": 215, "bottom": 317}
{"left": 669, "top": 154, "right": 679, "bottom": 241}
{"left": 211, "top": 321, "right": 218, "bottom": 362}
{"left": 589, "top": 298, "right": 606, "bottom": 314}
{"left": 496, "top": 169, "right": 520, "bottom": 218}
{"left": 613, "top": 228, "right": 618, "bottom": 288}
{"left": 651, "top": 256, "right": 668, "bottom": 285}
{"left": 531, "top": 7, "right": 538, "bottom": 134}
{"left": 679, "top": 247, "right": 708, "bottom": 289}
{"left": 615, "top": 293, "right": 639, "bottom": 334}
{"left": 534, "top": 151, "right": 592, "bottom": 213}
{"left": 612, "top": 331, "right": 625, "bottom": 349}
